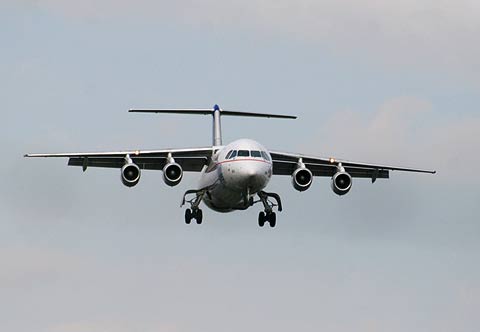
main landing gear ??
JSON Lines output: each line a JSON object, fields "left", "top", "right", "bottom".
{"left": 258, "top": 211, "right": 276, "bottom": 228}
{"left": 181, "top": 188, "right": 283, "bottom": 228}
{"left": 256, "top": 191, "right": 282, "bottom": 228}
{"left": 185, "top": 208, "right": 203, "bottom": 224}
{"left": 181, "top": 188, "right": 206, "bottom": 225}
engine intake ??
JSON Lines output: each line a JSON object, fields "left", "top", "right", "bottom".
{"left": 121, "top": 163, "right": 141, "bottom": 187}
{"left": 292, "top": 167, "right": 313, "bottom": 192}
{"left": 331, "top": 171, "right": 352, "bottom": 195}
{"left": 163, "top": 162, "right": 183, "bottom": 187}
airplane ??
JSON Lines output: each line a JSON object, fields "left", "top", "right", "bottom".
{"left": 25, "top": 104, "right": 436, "bottom": 228}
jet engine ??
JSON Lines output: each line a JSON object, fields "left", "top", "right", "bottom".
{"left": 163, "top": 162, "right": 183, "bottom": 187}
{"left": 121, "top": 162, "right": 141, "bottom": 187}
{"left": 331, "top": 171, "right": 352, "bottom": 195}
{"left": 292, "top": 167, "right": 313, "bottom": 192}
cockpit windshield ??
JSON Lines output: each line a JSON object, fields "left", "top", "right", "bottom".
{"left": 261, "top": 151, "right": 271, "bottom": 161}
{"left": 226, "top": 150, "right": 237, "bottom": 159}
{"left": 225, "top": 149, "right": 270, "bottom": 161}
{"left": 237, "top": 150, "right": 250, "bottom": 157}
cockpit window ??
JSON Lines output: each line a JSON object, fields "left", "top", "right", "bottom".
{"left": 225, "top": 150, "right": 234, "bottom": 159}
{"left": 229, "top": 150, "right": 237, "bottom": 159}
{"left": 261, "top": 151, "right": 271, "bottom": 161}
{"left": 250, "top": 150, "right": 262, "bottom": 158}
{"left": 237, "top": 150, "right": 250, "bottom": 157}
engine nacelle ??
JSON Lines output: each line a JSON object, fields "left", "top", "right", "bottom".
{"left": 331, "top": 171, "right": 352, "bottom": 195}
{"left": 292, "top": 167, "right": 313, "bottom": 192}
{"left": 163, "top": 162, "right": 183, "bottom": 187}
{"left": 121, "top": 163, "right": 141, "bottom": 187}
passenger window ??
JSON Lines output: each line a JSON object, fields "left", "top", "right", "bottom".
{"left": 237, "top": 150, "right": 250, "bottom": 157}
{"left": 251, "top": 150, "right": 261, "bottom": 158}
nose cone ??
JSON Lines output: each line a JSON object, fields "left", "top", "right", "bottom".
{"left": 244, "top": 163, "right": 258, "bottom": 178}
{"left": 244, "top": 164, "right": 267, "bottom": 190}
{"left": 247, "top": 172, "right": 260, "bottom": 186}
{"left": 246, "top": 167, "right": 256, "bottom": 178}
{"left": 222, "top": 159, "right": 271, "bottom": 193}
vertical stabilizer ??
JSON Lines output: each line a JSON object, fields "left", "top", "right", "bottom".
{"left": 212, "top": 104, "right": 222, "bottom": 146}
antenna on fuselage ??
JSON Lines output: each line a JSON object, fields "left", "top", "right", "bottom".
{"left": 129, "top": 104, "right": 297, "bottom": 147}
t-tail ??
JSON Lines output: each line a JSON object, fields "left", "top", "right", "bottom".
{"left": 129, "top": 104, "right": 297, "bottom": 147}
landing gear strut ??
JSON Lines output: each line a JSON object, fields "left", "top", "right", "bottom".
{"left": 182, "top": 189, "right": 206, "bottom": 225}
{"left": 257, "top": 191, "right": 282, "bottom": 228}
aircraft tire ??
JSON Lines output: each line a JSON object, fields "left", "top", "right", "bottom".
{"left": 196, "top": 209, "right": 203, "bottom": 224}
{"left": 258, "top": 212, "right": 266, "bottom": 227}
{"left": 185, "top": 209, "right": 192, "bottom": 224}
{"left": 269, "top": 212, "right": 276, "bottom": 228}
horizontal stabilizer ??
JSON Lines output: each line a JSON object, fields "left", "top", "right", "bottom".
{"left": 221, "top": 110, "right": 296, "bottom": 119}
{"left": 129, "top": 108, "right": 297, "bottom": 119}
{"left": 129, "top": 105, "right": 296, "bottom": 146}
{"left": 129, "top": 109, "right": 212, "bottom": 115}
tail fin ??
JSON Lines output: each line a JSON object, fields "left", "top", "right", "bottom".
{"left": 129, "top": 104, "right": 297, "bottom": 146}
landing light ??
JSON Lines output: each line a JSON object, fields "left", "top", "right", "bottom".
{"left": 329, "top": 157, "right": 336, "bottom": 164}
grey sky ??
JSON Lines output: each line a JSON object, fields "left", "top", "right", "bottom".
{"left": 1, "top": 1, "right": 479, "bottom": 332}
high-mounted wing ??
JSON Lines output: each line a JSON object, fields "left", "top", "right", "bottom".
{"left": 270, "top": 150, "right": 435, "bottom": 182}
{"left": 25, "top": 147, "right": 217, "bottom": 172}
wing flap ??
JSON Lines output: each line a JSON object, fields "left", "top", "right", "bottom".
{"left": 68, "top": 157, "right": 124, "bottom": 169}
{"left": 68, "top": 156, "right": 208, "bottom": 172}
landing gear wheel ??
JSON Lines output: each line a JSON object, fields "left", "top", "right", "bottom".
{"left": 185, "top": 209, "right": 192, "bottom": 224}
{"left": 258, "top": 212, "right": 266, "bottom": 227}
{"left": 196, "top": 209, "right": 203, "bottom": 224}
{"left": 269, "top": 212, "right": 277, "bottom": 228}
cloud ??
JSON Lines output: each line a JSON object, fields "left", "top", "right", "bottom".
{"left": 0, "top": 247, "right": 82, "bottom": 287}
{"left": 18, "top": 0, "right": 480, "bottom": 83}
{"left": 306, "top": 96, "right": 480, "bottom": 183}
{"left": 45, "top": 321, "right": 179, "bottom": 332}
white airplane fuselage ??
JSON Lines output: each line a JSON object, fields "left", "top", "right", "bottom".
{"left": 198, "top": 138, "right": 272, "bottom": 212}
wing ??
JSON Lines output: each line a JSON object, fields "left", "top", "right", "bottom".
{"left": 269, "top": 150, "right": 435, "bottom": 182}
{"left": 25, "top": 147, "right": 217, "bottom": 172}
